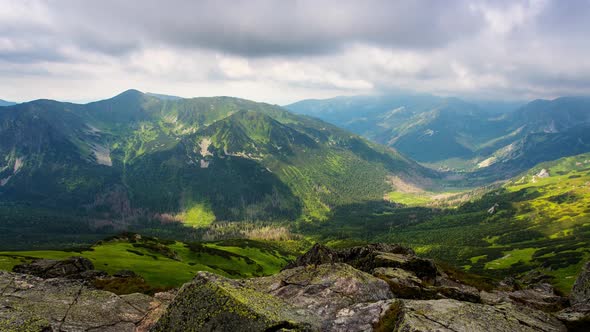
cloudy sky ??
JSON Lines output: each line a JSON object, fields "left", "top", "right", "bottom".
{"left": 1, "top": 0, "right": 589, "bottom": 104}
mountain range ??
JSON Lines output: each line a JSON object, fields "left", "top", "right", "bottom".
{"left": 286, "top": 95, "right": 590, "bottom": 180}
{"left": 0, "top": 90, "right": 434, "bottom": 242}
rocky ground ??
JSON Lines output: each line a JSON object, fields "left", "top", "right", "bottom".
{"left": 1, "top": 244, "right": 590, "bottom": 331}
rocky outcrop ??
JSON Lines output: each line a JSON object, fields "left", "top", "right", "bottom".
{"left": 12, "top": 256, "right": 96, "bottom": 279}
{"left": 555, "top": 261, "right": 590, "bottom": 330}
{"left": 286, "top": 243, "right": 437, "bottom": 282}
{"left": 481, "top": 283, "right": 568, "bottom": 312}
{"left": 0, "top": 271, "right": 172, "bottom": 331}
{"left": 151, "top": 271, "right": 318, "bottom": 332}
{"left": 154, "top": 263, "right": 394, "bottom": 332}
{"left": 152, "top": 244, "right": 573, "bottom": 331}
{"left": 571, "top": 261, "right": 590, "bottom": 305}
{"left": 5, "top": 244, "right": 589, "bottom": 331}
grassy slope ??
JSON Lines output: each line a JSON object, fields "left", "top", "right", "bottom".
{"left": 305, "top": 152, "right": 590, "bottom": 293}
{"left": 0, "top": 236, "right": 300, "bottom": 288}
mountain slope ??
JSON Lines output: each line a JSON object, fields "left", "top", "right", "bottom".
{"left": 0, "top": 90, "right": 435, "bottom": 245}
{"left": 286, "top": 95, "right": 513, "bottom": 164}
{"left": 287, "top": 94, "right": 590, "bottom": 181}
{"left": 304, "top": 152, "right": 590, "bottom": 292}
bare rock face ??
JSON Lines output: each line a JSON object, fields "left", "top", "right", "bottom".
{"left": 0, "top": 271, "right": 171, "bottom": 332}
{"left": 393, "top": 299, "right": 567, "bottom": 332}
{"left": 555, "top": 261, "right": 590, "bottom": 330}
{"left": 481, "top": 284, "right": 568, "bottom": 312}
{"left": 250, "top": 263, "right": 393, "bottom": 332}
{"left": 537, "top": 168, "right": 550, "bottom": 178}
{"left": 571, "top": 261, "right": 590, "bottom": 305}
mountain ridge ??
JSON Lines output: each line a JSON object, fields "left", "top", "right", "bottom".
{"left": 0, "top": 90, "right": 436, "bottom": 247}
{"left": 286, "top": 94, "right": 590, "bottom": 180}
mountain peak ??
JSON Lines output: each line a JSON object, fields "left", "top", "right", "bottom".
{"left": 114, "top": 89, "right": 144, "bottom": 98}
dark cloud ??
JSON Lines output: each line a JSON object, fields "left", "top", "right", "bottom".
{"left": 42, "top": 0, "right": 484, "bottom": 57}
{"left": 1, "top": 0, "right": 590, "bottom": 102}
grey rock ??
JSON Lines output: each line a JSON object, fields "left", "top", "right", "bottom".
{"left": 0, "top": 271, "right": 170, "bottom": 332}
{"left": 555, "top": 303, "right": 590, "bottom": 331}
{"left": 572, "top": 261, "right": 590, "bottom": 305}
{"left": 154, "top": 263, "right": 394, "bottom": 332}
{"left": 480, "top": 284, "right": 567, "bottom": 312}
{"left": 250, "top": 263, "right": 393, "bottom": 329}
{"left": 394, "top": 298, "right": 567, "bottom": 332}
{"left": 151, "top": 271, "right": 319, "bottom": 332}
{"left": 12, "top": 256, "right": 94, "bottom": 279}
{"left": 284, "top": 243, "right": 338, "bottom": 269}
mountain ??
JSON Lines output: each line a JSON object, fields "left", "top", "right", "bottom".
{"left": 286, "top": 94, "right": 512, "bottom": 164}
{"left": 0, "top": 99, "right": 16, "bottom": 107}
{"left": 286, "top": 94, "right": 590, "bottom": 180}
{"left": 0, "top": 90, "right": 435, "bottom": 245}
{"left": 146, "top": 92, "right": 183, "bottom": 100}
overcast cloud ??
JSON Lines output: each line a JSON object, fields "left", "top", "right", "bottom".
{"left": 1, "top": 0, "right": 589, "bottom": 104}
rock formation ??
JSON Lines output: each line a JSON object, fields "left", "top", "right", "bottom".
{"left": 0, "top": 271, "right": 172, "bottom": 331}
{"left": 3, "top": 244, "right": 590, "bottom": 331}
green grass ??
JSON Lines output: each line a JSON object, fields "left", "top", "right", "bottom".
{"left": 305, "top": 152, "right": 590, "bottom": 294}
{"left": 180, "top": 202, "right": 216, "bottom": 228}
{"left": 0, "top": 236, "right": 299, "bottom": 289}
{"left": 484, "top": 248, "right": 536, "bottom": 269}
{"left": 386, "top": 192, "right": 432, "bottom": 205}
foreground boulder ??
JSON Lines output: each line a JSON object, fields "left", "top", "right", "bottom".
{"left": 151, "top": 271, "right": 319, "bottom": 331}
{"left": 154, "top": 263, "right": 394, "bottom": 332}
{"left": 286, "top": 243, "right": 437, "bottom": 282}
{"left": 0, "top": 271, "right": 171, "bottom": 331}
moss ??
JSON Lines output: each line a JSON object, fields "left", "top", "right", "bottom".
{"left": 0, "top": 314, "right": 52, "bottom": 332}
{"left": 373, "top": 301, "right": 403, "bottom": 332}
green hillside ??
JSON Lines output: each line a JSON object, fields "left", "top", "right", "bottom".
{"left": 287, "top": 95, "right": 590, "bottom": 181}
{"left": 0, "top": 90, "right": 434, "bottom": 248}
{"left": 304, "top": 152, "right": 590, "bottom": 293}
{"left": 0, "top": 234, "right": 302, "bottom": 289}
